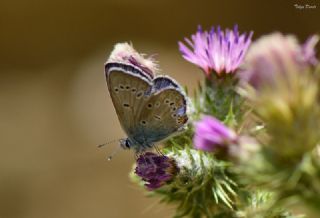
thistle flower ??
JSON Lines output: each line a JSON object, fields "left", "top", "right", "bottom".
{"left": 162, "top": 147, "right": 239, "bottom": 215}
{"left": 179, "top": 25, "right": 253, "bottom": 76}
{"left": 239, "top": 32, "right": 320, "bottom": 158}
{"left": 194, "top": 116, "right": 237, "bottom": 152}
{"left": 134, "top": 152, "right": 178, "bottom": 190}
{"left": 240, "top": 33, "right": 319, "bottom": 89}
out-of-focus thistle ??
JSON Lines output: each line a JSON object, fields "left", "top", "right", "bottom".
{"left": 238, "top": 32, "right": 320, "bottom": 213}
{"left": 240, "top": 33, "right": 319, "bottom": 91}
{"left": 240, "top": 32, "right": 320, "bottom": 158}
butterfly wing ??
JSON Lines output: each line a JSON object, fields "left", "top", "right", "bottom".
{"left": 132, "top": 76, "right": 188, "bottom": 146}
{"left": 105, "top": 63, "right": 153, "bottom": 137}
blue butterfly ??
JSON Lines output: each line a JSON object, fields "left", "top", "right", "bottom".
{"left": 105, "top": 43, "right": 188, "bottom": 153}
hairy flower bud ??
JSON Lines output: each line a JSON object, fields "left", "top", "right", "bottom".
{"left": 135, "top": 152, "right": 178, "bottom": 190}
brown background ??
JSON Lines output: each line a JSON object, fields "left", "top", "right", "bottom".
{"left": 0, "top": 0, "right": 319, "bottom": 218}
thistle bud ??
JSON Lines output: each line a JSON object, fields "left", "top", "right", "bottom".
{"left": 135, "top": 152, "right": 178, "bottom": 190}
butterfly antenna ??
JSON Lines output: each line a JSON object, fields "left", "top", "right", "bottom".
{"left": 97, "top": 139, "right": 120, "bottom": 148}
{"left": 107, "top": 145, "right": 122, "bottom": 161}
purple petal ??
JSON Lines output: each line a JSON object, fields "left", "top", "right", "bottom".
{"left": 301, "top": 35, "right": 319, "bottom": 65}
{"left": 178, "top": 25, "right": 253, "bottom": 75}
{"left": 135, "top": 152, "right": 178, "bottom": 190}
{"left": 239, "top": 32, "right": 318, "bottom": 90}
{"left": 194, "top": 116, "right": 237, "bottom": 152}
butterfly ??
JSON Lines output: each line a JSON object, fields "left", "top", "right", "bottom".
{"left": 104, "top": 43, "right": 188, "bottom": 153}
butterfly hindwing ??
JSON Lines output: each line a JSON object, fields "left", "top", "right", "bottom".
{"left": 134, "top": 77, "right": 188, "bottom": 145}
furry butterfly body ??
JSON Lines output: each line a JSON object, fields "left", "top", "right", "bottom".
{"left": 105, "top": 43, "right": 188, "bottom": 153}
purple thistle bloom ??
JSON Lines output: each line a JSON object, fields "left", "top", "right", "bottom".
{"left": 194, "top": 116, "right": 237, "bottom": 152}
{"left": 240, "top": 33, "right": 319, "bottom": 89}
{"left": 135, "top": 152, "right": 178, "bottom": 190}
{"left": 179, "top": 25, "right": 253, "bottom": 76}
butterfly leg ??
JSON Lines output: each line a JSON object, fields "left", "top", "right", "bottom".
{"left": 154, "top": 145, "right": 164, "bottom": 156}
{"left": 134, "top": 150, "right": 146, "bottom": 160}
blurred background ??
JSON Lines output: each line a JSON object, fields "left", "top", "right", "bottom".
{"left": 0, "top": 0, "right": 319, "bottom": 217}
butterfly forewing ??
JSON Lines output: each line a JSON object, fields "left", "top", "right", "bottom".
{"left": 107, "top": 68, "right": 152, "bottom": 137}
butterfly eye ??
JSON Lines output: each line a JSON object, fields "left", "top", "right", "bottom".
{"left": 140, "top": 120, "right": 147, "bottom": 125}
{"left": 172, "top": 113, "right": 177, "bottom": 118}
{"left": 125, "top": 85, "right": 130, "bottom": 90}
{"left": 119, "top": 85, "right": 125, "bottom": 90}
{"left": 164, "top": 99, "right": 170, "bottom": 104}
{"left": 171, "top": 107, "right": 177, "bottom": 112}
{"left": 131, "top": 88, "right": 137, "bottom": 93}
{"left": 147, "top": 103, "right": 153, "bottom": 109}
{"left": 114, "top": 87, "right": 119, "bottom": 92}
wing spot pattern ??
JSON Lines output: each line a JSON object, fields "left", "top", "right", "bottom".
{"left": 155, "top": 102, "right": 160, "bottom": 107}
{"left": 131, "top": 88, "right": 137, "bottom": 93}
{"left": 140, "top": 120, "right": 147, "bottom": 125}
{"left": 114, "top": 87, "right": 119, "bottom": 92}
{"left": 123, "top": 103, "right": 130, "bottom": 108}
{"left": 147, "top": 103, "right": 153, "bottom": 109}
{"left": 176, "top": 116, "right": 187, "bottom": 124}
{"left": 119, "top": 84, "right": 125, "bottom": 90}
{"left": 154, "top": 115, "right": 161, "bottom": 120}
{"left": 164, "top": 99, "right": 170, "bottom": 104}
{"left": 125, "top": 85, "right": 130, "bottom": 90}
{"left": 136, "top": 91, "right": 143, "bottom": 98}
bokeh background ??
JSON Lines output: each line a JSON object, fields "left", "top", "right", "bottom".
{"left": 0, "top": 0, "right": 319, "bottom": 217}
